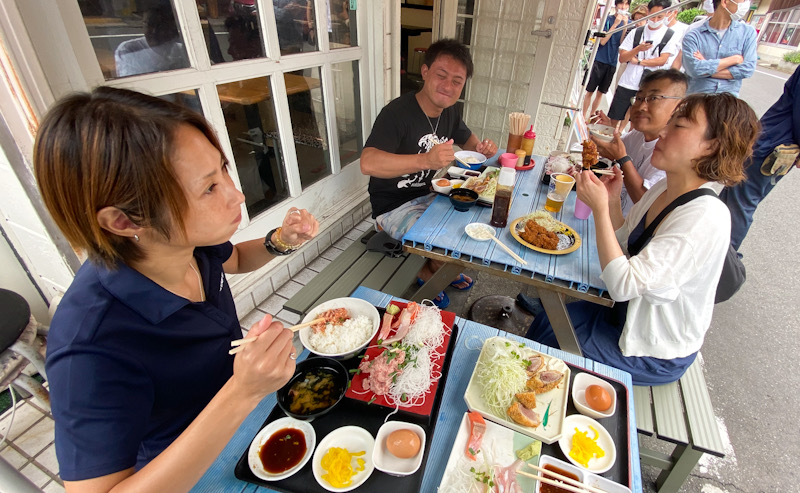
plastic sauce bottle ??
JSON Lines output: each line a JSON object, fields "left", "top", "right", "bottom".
{"left": 490, "top": 166, "right": 516, "bottom": 227}
{"left": 520, "top": 125, "right": 536, "bottom": 167}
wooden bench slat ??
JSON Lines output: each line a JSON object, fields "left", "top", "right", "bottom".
{"left": 361, "top": 255, "right": 407, "bottom": 292}
{"left": 381, "top": 254, "right": 426, "bottom": 296}
{"left": 314, "top": 251, "right": 384, "bottom": 307}
{"left": 283, "top": 232, "right": 372, "bottom": 315}
{"left": 651, "top": 382, "right": 689, "bottom": 445}
{"left": 679, "top": 360, "right": 726, "bottom": 457}
{"left": 633, "top": 386, "right": 654, "bottom": 436}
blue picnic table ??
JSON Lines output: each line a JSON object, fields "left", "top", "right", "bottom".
{"left": 403, "top": 153, "right": 613, "bottom": 356}
{"left": 190, "top": 287, "right": 642, "bottom": 493}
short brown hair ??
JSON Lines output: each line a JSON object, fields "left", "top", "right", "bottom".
{"left": 34, "top": 87, "right": 225, "bottom": 269}
{"left": 672, "top": 93, "right": 760, "bottom": 186}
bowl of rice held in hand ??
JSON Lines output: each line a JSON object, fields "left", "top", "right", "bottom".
{"left": 299, "top": 298, "right": 381, "bottom": 360}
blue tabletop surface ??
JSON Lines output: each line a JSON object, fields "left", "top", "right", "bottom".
{"left": 190, "top": 287, "right": 642, "bottom": 493}
{"left": 402, "top": 154, "right": 607, "bottom": 294}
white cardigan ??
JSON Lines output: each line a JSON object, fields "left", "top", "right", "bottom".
{"left": 601, "top": 180, "right": 730, "bottom": 359}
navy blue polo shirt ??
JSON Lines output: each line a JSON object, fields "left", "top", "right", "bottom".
{"left": 595, "top": 15, "right": 628, "bottom": 66}
{"left": 47, "top": 243, "right": 242, "bottom": 481}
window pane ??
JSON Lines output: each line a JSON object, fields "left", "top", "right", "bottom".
{"left": 456, "top": 17, "right": 474, "bottom": 46}
{"left": 197, "top": 1, "right": 266, "bottom": 64}
{"left": 458, "top": 0, "right": 477, "bottom": 15}
{"left": 781, "top": 26, "right": 795, "bottom": 44}
{"left": 217, "top": 77, "right": 289, "bottom": 216}
{"left": 331, "top": 61, "right": 363, "bottom": 167}
{"left": 273, "top": 0, "right": 317, "bottom": 55}
{"left": 286, "top": 68, "right": 330, "bottom": 188}
{"left": 791, "top": 10, "right": 800, "bottom": 23}
{"left": 791, "top": 25, "right": 800, "bottom": 46}
{"left": 328, "top": 1, "right": 357, "bottom": 49}
{"left": 78, "top": 0, "right": 190, "bottom": 80}
{"left": 161, "top": 89, "right": 202, "bottom": 114}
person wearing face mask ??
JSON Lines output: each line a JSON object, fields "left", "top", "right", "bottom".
{"left": 680, "top": 0, "right": 757, "bottom": 96}
{"left": 665, "top": 9, "right": 690, "bottom": 70}
{"left": 606, "top": 0, "right": 681, "bottom": 128}
{"left": 583, "top": 0, "right": 630, "bottom": 118}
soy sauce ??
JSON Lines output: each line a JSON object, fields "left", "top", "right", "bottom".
{"left": 259, "top": 427, "right": 307, "bottom": 473}
{"left": 539, "top": 464, "right": 581, "bottom": 493}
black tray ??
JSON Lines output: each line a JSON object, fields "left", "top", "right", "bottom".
{"left": 234, "top": 319, "right": 460, "bottom": 492}
{"left": 537, "top": 365, "right": 632, "bottom": 488}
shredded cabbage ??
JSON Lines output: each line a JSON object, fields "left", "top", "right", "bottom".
{"left": 475, "top": 340, "right": 530, "bottom": 418}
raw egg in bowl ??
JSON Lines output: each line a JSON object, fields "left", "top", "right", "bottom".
{"left": 571, "top": 372, "right": 617, "bottom": 419}
{"left": 372, "top": 421, "right": 426, "bottom": 476}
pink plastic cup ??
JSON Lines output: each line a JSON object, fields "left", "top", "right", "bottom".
{"left": 574, "top": 197, "right": 592, "bottom": 220}
{"left": 499, "top": 152, "right": 518, "bottom": 168}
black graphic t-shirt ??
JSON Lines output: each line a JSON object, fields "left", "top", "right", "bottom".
{"left": 365, "top": 91, "right": 472, "bottom": 218}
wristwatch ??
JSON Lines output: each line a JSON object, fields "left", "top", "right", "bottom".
{"left": 264, "top": 227, "right": 297, "bottom": 256}
{"left": 615, "top": 155, "right": 632, "bottom": 167}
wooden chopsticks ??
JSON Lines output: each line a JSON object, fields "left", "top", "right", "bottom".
{"left": 516, "top": 463, "right": 609, "bottom": 493}
{"left": 228, "top": 318, "right": 323, "bottom": 355}
{"left": 592, "top": 168, "right": 624, "bottom": 178}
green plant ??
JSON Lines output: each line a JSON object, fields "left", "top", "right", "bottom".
{"left": 677, "top": 8, "right": 706, "bottom": 24}
{"left": 630, "top": 0, "right": 649, "bottom": 12}
{"left": 564, "top": 114, "right": 572, "bottom": 127}
{"left": 784, "top": 51, "right": 800, "bottom": 64}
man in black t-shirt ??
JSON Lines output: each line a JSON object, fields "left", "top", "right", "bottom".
{"left": 361, "top": 39, "right": 498, "bottom": 307}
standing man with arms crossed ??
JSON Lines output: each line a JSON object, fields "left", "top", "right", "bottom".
{"left": 606, "top": 0, "right": 680, "bottom": 128}
{"left": 583, "top": 0, "right": 630, "bottom": 118}
{"left": 360, "top": 39, "right": 498, "bottom": 308}
{"left": 681, "top": 0, "right": 757, "bottom": 96}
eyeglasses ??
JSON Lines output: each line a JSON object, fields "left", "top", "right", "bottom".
{"left": 630, "top": 95, "right": 683, "bottom": 105}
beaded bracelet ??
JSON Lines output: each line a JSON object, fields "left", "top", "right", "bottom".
{"left": 274, "top": 227, "right": 301, "bottom": 250}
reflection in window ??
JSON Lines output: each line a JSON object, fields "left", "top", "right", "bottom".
{"left": 194, "top": 1, "right": 266, "bottom": 64}
{"left": 285, "top": 68, "right": 330, "bottom": 188}
{"left": 78, "top": 0, "right": 190, "bottom": 80}
{"left": 160, "top": 89, "right": 202, "bottom": 114}
{"left": 217, "top": 77, "right": 289, "bottom": 217}
{"left": 331, "top": 61, "right": 362, "bottom": 167}
{"left": 328, "top": 1, "right": 357, "bottom": 49}
{"left": 273, "top": 0, "right": 317, "bottom": 55}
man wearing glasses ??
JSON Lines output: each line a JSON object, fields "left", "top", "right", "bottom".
{"left": 590, "top": 70, "right": 689, "bottom": 217}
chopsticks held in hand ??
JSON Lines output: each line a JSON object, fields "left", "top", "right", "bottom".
{"left": 592, "top": 168, "right": 624, "bottom": 178}
{"left": 516, "top": 463, "right": 608, "bottom": 493}
{"left": 228, "top": 318, "right": 323, "bottom": 355}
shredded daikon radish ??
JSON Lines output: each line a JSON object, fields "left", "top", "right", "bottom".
{"left": 387, "top": 346, "right": 436, "bottom": 407}
{"left": 475, "top": 339, "right": 530, "bottom": 417}
{"left": 404, "top": 304, "right": 446, "bottom": 348}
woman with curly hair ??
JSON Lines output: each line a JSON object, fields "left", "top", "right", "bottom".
{"left": 527, "top": 93, "right": 759, "bottom": 384}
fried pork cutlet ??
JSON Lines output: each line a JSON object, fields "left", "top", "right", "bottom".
{"left": 526, "top": 354, "right": 545, "bottom": 375}
{"left": 582, "top": 140, "right": 598, "bottom": 169}
{"left": 520, "top": 220, "right": 559, "bottom": 250}
{"left": 527, "top": 370, "right": 566, "bottom": 394}
{"left": 507, "top": 401, "right": 542, "bottom": 428}
{"left": 515, "top": 391, "right": 537, "bottom": 409}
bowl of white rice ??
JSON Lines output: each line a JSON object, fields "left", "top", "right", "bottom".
{"left": 299, "top": 297, "right": 380, "bottom": 360}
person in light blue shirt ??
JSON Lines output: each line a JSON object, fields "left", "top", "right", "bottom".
{"left": 681, "top": 0, "right": 757, "bottom": 96}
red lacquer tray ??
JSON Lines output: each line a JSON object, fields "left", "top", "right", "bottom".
{"left": 344, "top": 301, "right": 455, "bottom": 416}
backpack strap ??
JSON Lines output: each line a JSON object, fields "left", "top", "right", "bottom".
{"left": 628, "top": 188, "right": 717, "bottom": 256}
{"left": 633, "top": 26, "right": 644, "bottom": 47}
{"left": 655, "top": 28, "right": 674, "bottom": 57}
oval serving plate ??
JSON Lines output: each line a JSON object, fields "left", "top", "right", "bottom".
{"left": 509, "top": 216, "right": 581, "bottom": 255}
{"left": 248, "top": 417, "right": 316, "bottom": 481}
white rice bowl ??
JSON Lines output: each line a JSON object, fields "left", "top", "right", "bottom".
{"left": 299, "top": 297, "right": 380, "bottom": 359}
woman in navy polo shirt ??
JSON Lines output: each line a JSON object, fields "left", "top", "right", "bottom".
{"left": 34, "top": 87, "right": 319, "bottom": 492}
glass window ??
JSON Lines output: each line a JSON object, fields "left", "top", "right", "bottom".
{"left": 273, "top": 0, "right": 317, "bottom": 55}
{"left": 328, "top": 1, "right": 357, "bottom": 48}
{"left": 161, "top": 89, "right": 202, "bottom": 114}
{"left": 196, "top": 2, "right": 267, "bottom": 64}
{"left": 331, "top": 61, "right": 363, "bottom": 167}
{"left": 217, "top": 77, "right": 289, "bottom": 216}
{"left": 781, "top": 26, "right": 795, "bottom": 44}
{"left": 791, "top": 10, "right": 800, "bottom": 23}
{"left": 790, "top": 26, "right": 800, "bottom": 46}
{"left": 456, "top": 17, "right": 474, "bottom": 46}
{"left": 78, "top": 0, "right": 190, "bottom": 80}
{"left": 285, "top": 67, "right": 329, "bottom": 188}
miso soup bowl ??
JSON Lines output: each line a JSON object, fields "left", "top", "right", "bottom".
{"left": 276, "top": 357, "right": 348, "bottom": 421}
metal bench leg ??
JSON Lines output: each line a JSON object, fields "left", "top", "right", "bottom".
{"left": 655, "top": 443, "right": 704, "bottom": 493}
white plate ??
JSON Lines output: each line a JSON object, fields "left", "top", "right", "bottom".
{"left": 464, "top": 337, "right": 570, "bottom": 444}
{"left": 571, "top": 372, "right": 617, "bottom": 419}
{"left": 373, "top": 421, "right": 426, "bottom": 476}
{"left": 447, "top": 166, "right": 482, "bottom": 179}
{"left": 454, "top": 150, "right": 487, "bottom": 168}
{"left": 588, "top": 123, "right": 615, "bottom": 142}
{"left": 248, "top": 417, "right": 316, "bottom": 481}
{"left": 535, "top": 455, "right": 586, "bottom": 493}
{"left": 312, "top": 426, "right": 375, "bottom": 492}
{"left": 439, "top": 412, "right": 541, "bottom": 492}
{"left": 558, "top": 414, "right": 616, "bottom": 473}
{"left": 299, "top": 297, "right": 380, "bottom": 360}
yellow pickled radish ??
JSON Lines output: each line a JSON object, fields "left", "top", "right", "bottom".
{"left": 320, "top": 447, "right": 366, "bottom": 487}
{"left": 569, "top": 425, "right": 605, "bottom": 467}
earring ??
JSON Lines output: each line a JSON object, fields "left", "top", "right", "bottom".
{"left": 134, "top": 234, "right": 139, "bottom": 242}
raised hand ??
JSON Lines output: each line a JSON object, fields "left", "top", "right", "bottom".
{"left": 231, "top": 314, "right": 296, "bottom": 402}
{"left": 279, "top": 208, "right": 319, "bottom": 247}
{"left": 475, "top": 138, "right": 498, "bottom": 158}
